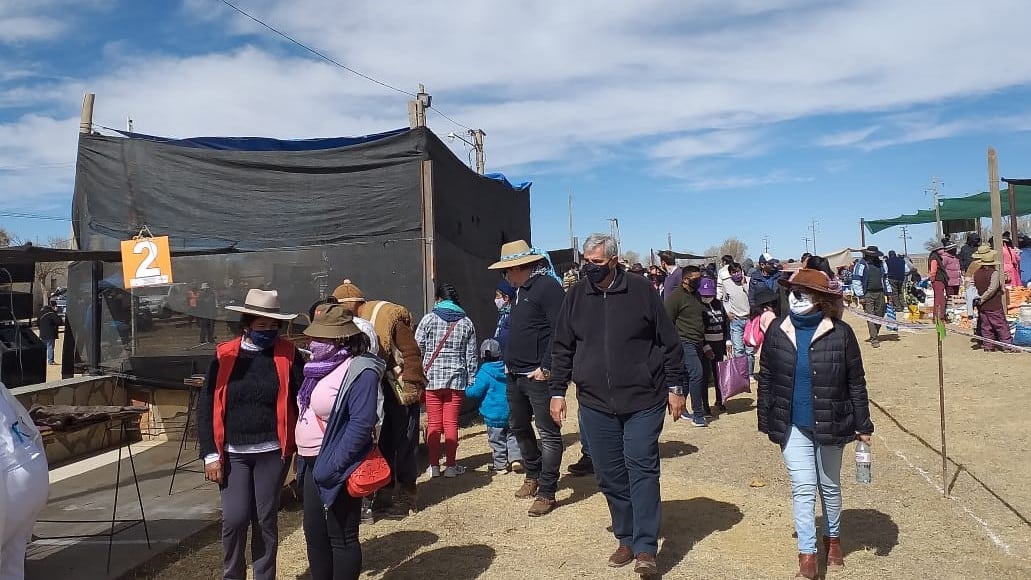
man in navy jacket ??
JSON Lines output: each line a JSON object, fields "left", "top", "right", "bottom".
{"left": 549, "top": 233, "right": 686, "bottom": 576}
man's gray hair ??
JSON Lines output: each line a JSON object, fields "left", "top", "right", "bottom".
{"left": 583, "top": 233, "right": 618, "bottom": 258}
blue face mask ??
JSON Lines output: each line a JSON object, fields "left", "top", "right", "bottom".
{"left": 248, "top": 329, "right": 279, "bottom": 349}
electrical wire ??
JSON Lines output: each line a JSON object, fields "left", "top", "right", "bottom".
{"left": 219, "top": 0, "right": 416, "bottom": 98}
{"left": 216, "top": 1, "right": 477, "bottom": 134}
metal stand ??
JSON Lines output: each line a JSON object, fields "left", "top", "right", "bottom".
{"left": 168, "top": 377, "right": 204, "bottom": 494}
{"left": 34, "top": 420, "right": 151, "bottom": 573}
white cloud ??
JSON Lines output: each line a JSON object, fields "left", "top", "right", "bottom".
{"left": 4, "top": 0, "right": 1031, "bottom": 209}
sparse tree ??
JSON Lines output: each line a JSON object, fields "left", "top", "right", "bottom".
{"left": 621, "top": 250, "right": 642, "bottom": 266}
{"left": 923, "top": 234, "right": 954, "bottom": 252}
{"left": 704, "top": 237, "right": 749, "bottom": 263}
{"left": 0, "top": 228, "right": 12, "bottom": 248}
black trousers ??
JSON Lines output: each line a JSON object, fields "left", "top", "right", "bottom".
{"left": 378, "top": 387, "right": 420, "bottom": 488}
{"left": 219, "top": 451, "right": 288, "bottom": 580}
{"left": 301, "top": 456, "right": 363, "bottom": 580}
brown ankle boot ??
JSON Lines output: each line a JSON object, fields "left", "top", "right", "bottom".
{"left": 824, "top": 536, "right": 844, "bottom": 569}
{"left": 795, "top": 553, "right": 817, "bottom": 579}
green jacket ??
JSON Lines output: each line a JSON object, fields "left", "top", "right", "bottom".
{"left": 665, "top": 286, "right": 705, "bottom": 343}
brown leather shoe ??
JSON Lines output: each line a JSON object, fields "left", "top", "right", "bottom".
{"left": 607, "top": 545, "right": 633, "bottom": 568}
{"left": 515, "top": 477, "right": 538, "bottom": 499}
{"left": 634, "top": 553, "right": 657, "bottom": 576}
{"left": 527, "top": 496, "right": 556, "bottom": 517}
{"left": 824, "top": 536, "right": 844, "bottom": 569}
{"left": 795, "top": 553, "right": 817, "bottom": 579}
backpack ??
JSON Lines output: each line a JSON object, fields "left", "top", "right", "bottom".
{"left": 744, "top": 316, "right": 765, "bottom": 348}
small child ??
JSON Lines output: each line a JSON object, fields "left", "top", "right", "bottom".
{"left": 465, "top": 339, "right": 522, "bottom": 474}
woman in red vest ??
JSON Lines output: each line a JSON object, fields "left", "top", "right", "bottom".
{"left": 197, "top": 289, "right": 303, "bottom": 580}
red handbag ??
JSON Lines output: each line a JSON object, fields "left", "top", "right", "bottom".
{"left": 314, "top": 415, "right": 392, "bottom": 498}
{"left": 346, "top": 445, "right": 392, "bottom": 498}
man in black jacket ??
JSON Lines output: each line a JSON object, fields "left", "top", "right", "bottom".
{"left": 665, "top": 265, "right": 710, "bottom": 427}
{"left": 488, "top": 240, "right": 566, "bottom": 517}
{"left": 37, "top": 302, "right": 62, "bottom": 365}
{"left": 550, "top": 233, "right": 686, "bottom": 576}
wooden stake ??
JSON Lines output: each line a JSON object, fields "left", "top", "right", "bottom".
{"left": 80, "top": 93, "right": 95, "bottom": 134}
{"left": 937, "top": 326, "right": 948, "bottom": 497}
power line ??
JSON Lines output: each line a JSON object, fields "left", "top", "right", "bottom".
{"left": 427, "top": 106, "right": 472, "bottom": 132}
{"left": 219, "top": 0, "right": 416, "bottom": 98}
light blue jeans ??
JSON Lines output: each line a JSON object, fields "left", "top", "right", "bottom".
{"left": 728, "top": 318, "right": 753, "bottom": 373}
{"left": 781, "top": 425, "right": 844, "bottom": 554}
{"left": 486, "top": 426, "right": 522, "bottom": 470}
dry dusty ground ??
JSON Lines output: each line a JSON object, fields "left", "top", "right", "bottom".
{"left": 125, "top": 313, "right": 1031, "bottom": 579}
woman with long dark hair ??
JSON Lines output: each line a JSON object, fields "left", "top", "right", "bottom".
{"left": 295, "top": 303, "right": 384, "bottom": 580}
{"left": 757, "top": 269, "right": 874, "bottom": 579}
{"left": 415, "top": 283, "right": 478, "bottom": 477}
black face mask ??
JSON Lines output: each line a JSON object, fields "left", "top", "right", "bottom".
{"left": 583, "top": 262, "right": 611, "bottom": 284}
{"left": 686, "top": 277, "right": 701, "bottom": 291}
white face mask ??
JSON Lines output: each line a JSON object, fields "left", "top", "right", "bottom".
{"left": 788, "top": 291, "right": 816, "bottom": 315}
{"left": 495, "top": 298, "right": 507, "bottom": 310}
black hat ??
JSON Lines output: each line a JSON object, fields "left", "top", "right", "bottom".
{"left": 752, "top": 285, "right": 778, "bottom": 307}
{"left": 862, "top": 245, "right": 883, "bottom": 257}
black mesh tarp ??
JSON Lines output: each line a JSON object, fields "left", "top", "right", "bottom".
{"left": 69, "top": 127, "right": 530, "bottom": 381}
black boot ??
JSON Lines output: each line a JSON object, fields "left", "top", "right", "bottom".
{"left": 567, "top": 454, "right": 594, "bottom": 476}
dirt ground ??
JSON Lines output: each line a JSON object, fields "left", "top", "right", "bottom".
{"left": 125, "top": 313, "right": 1031, "bottom": 579}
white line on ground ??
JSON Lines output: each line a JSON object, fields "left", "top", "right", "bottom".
{"left": 885, "top": 441, "right": 1013, "bottom": 555}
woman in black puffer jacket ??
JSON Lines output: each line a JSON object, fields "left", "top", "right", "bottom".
{"left": 757, "top": 269, "right": 874, "bottom": 580}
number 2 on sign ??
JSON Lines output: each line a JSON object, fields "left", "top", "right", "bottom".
{"left": 120, "top": 235, "right": 173, "bottom": 288}
{"left": 134, "top": 239, "right": 161, "bottom": 280}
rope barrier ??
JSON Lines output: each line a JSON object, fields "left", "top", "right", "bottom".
{"left": 846, "top": 306, "right": 1031, "bottom": 353}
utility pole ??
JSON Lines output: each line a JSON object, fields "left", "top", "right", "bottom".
{"left": 802, "top": 237, "right": 811, "bottom": 253}
{"left": 898, "top": 225, "right": 912, "bottom": 256}
{"left": 127, "top": 117, "right": 133, "bottom": 132}
{"left": 809, "top": 219, "right": 820, "bottom": 254}
{"left": 762, "top": 235, "right": 771, "bottom": 254}
{"left": 567, "top": 190, "right": 575, "bottom": 253}
{"left": 470, "top": 129, "right": 486, "bottom": 174}
{"left": 608, "top": 218, "right": 621, "bottom": 254}
{"left": 929, "top": 177, "right": 944, "bottom": 241}
{"left": 408, "top": 83, "right": 431, "bottom": 128}
{"left": 667, "top": 233, "right": 673, "bottom": 252}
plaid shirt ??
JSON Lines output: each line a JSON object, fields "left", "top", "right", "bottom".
{"left": 415, "top": 312, "right": 478, "bottom": 391}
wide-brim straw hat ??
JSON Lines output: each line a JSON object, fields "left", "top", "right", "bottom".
{"left": 225, "top": 289, "right": 297, "bottom": 320}
{"left": 488, "top": 240, "right": 545, "bottom": 270}
{"left": 978, "top": 249, "right": 999, "bottom": 264}
{"left": 304, "top": 303, "right": 362, "bottom": 340}
{"left": 778, "top": 268, "right": 838, "bottom": 296}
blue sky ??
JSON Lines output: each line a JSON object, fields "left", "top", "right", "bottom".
{"left": 3, "top": 0, "right": 1031, "bottom": 261}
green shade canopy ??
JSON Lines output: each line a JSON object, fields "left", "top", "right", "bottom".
{"left": 865, "top": 185, "right": 1031, "bottom": 234}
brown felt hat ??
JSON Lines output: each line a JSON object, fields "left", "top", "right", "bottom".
{"left": 778, "top": 268, "right": 838, "bottom": 296}
{"left": 332, "top": 279, "right": 366, "bottom": 303}
{"left": 304, "top": 303, "right": 362, "bottom": 340}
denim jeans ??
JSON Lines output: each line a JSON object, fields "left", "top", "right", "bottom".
{"left": 781, "top": 425, "right": 844, "bottom": 554}
{"left": 43, "top": 338, "right": 55, "bottom": 364}
{"left": 580, "top": 400, "right": 665, "bottom": 556}
{"left": 486, "top": 426, "right": 522, "bottom": 470}
{"left": 507, "top": 375, "right": 563, "bottom": 498}
{"left": 578, "top": 409, "right": 590, "bottom": 456}
{"left": 729, "top": 318, "right": 754, "bottom": 374}
{"left": 681, "top": 341, "right": 706, "bottom": 420}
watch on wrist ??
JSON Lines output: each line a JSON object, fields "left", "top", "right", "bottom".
{"left": 668, "top": 386, "right": 685, "bottom": 396}
{"left": 541, "top": 368, "right": 551, "bottom": 380}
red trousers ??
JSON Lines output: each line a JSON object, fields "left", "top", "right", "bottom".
{"left": 932, "top": 281, "right": 947, "bottom": 321}
{"left": 978, "top": 308, "right": 1012, "bottom": 351}
{"left": 425, "top": 389, "right": 464, "bottom": 466}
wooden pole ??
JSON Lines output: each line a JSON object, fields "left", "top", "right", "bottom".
{"left": 1008, "top": 182, "right": 1018, "bottom": 243}
{"left": 420, "top": 159, "right": 435, "bottom": 318}
{"left": 471, "top": 129, "right": 486, "bottom": 174}
{"left": 989, "top": 149, "right": 1006, "bottom": 310}
{"left": 937, "top": 326, "right": 948, "bottom": 497}
{"left": 860, "top": 218, "right": 866, "bottom": 247}
{"left": 80, "top": 93, "right": 95, "bottom": 134}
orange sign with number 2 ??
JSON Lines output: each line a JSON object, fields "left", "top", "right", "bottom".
{"left": 120, "top": 236, "right": 173, "bottom": 288}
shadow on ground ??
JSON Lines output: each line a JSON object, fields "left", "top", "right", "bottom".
{"left": 383, "top": 544, "right": 496, "bottom": 579}
{"left": 839, "top": 508, "right": 899, "bottom": 557}
{"left": 657, "top": 498, "right": 744, "bottom": 575}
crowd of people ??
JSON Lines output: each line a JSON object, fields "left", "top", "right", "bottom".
{"left": 188, "top": 235, "right": 881, "bottom": 580}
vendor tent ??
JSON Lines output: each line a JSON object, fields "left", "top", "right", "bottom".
{"left": 864, "top": 185, "right": 1031, "bottom": 234}
{"left": 69, "top": 126, "right": 530, "bottom": 380}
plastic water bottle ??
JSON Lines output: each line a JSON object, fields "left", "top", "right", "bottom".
{"left": 855, "top": 441, "right": 872, "bottom": 484}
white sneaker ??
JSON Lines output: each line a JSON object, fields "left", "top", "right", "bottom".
{"left": 426, "top": 465, "right": 441, "bottom": 478}
{"left": 443, "top": 465, "right": 466, "bottom": 478}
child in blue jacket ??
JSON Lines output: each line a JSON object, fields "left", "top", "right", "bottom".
{"left": 465, "top": 339, "right": 523, "bottom": 473}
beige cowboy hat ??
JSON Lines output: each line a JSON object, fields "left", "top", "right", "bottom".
{"left": 488, "top": 240, "right": 545, "bottom": 270}
{"left": 304, "top": 303, "right": 362, "bottom": 340}
{"left": 225, "top": 289, "right": 297, "bottom": 320}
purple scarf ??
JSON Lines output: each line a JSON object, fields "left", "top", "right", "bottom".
{"left": 298, "top": 342, "right": 350, "bottom": 414}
